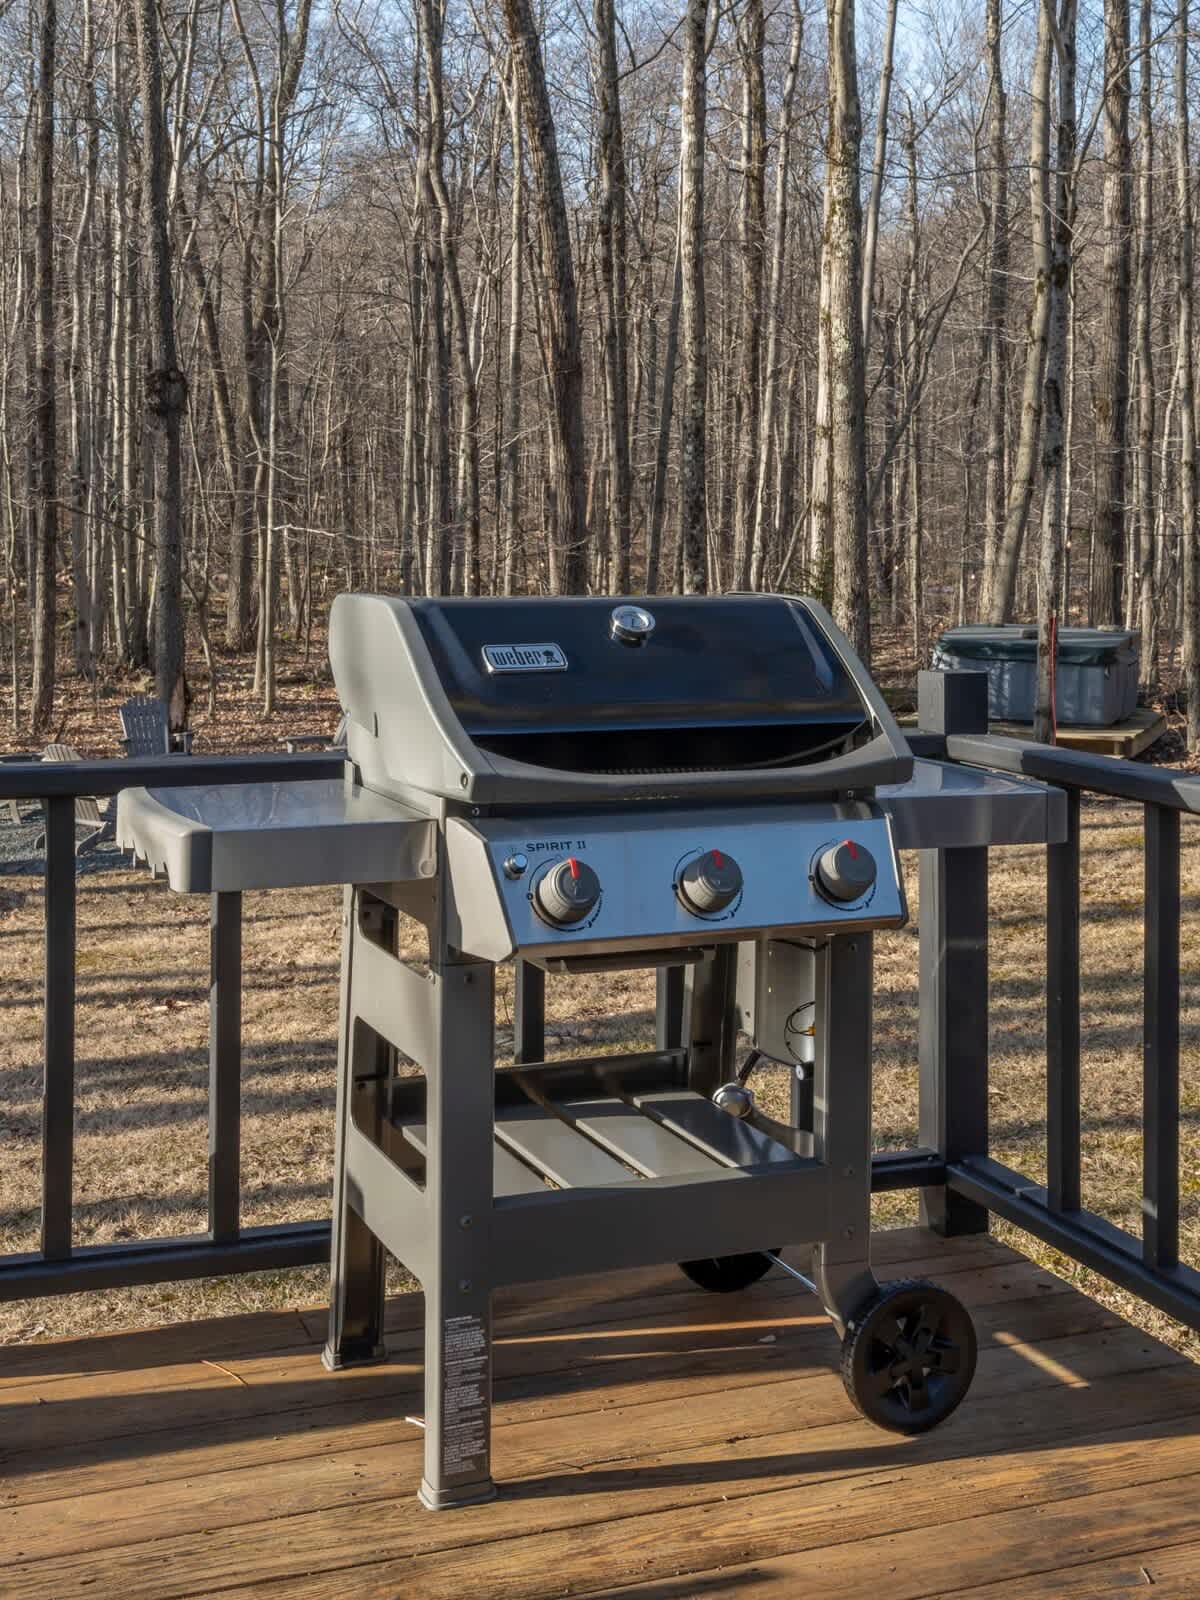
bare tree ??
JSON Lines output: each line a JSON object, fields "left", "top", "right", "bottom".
{"left": 679, "top": 0, "right": 709, "bottom": 594}
{"left": 594, "top": 0, "right": 632, "bottom": 591}
{"left": 1034, "top": 0, "right": 1077, "bottom": 743}
{"left": 860, "top": 0, "right": 898, "bottom": 357}
{"left": 1093, "top": 0, "right": 1132, "bottom": 624}
{"left": 826, "top": 0, "right": 870, "bottom": 656}
{"left": 1133, "top": 0, "right": 1156, "bottom": 679}
{"left": 986, "top": 0, "right": 1053, "bottom": 623}
{"left": 501, "top": 0, "right": 588, "bottom": 592}
{"left": 135, "top": 0, "right": 188, "bottom": 728}
{"left": 981, "top": 0, "right": 1008, "bottom": 610}
{"left": 1177, "top": 0, "right": 1200, "bottom": 750}
{"left": 29, "top": 0, "right": 55, "bottom": 734}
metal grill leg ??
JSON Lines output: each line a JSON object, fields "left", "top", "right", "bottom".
{"left": 811, "top": 934, "right": 877, "bottom": 1334}
{"left": 419, "top": 958, "right": 498, "bottom": 1510}
{"left": 683, "top": 946, "right": 739, "bottom": 1098}
{"left": 324, "top": 889, "right": 386, "bottom": 1369}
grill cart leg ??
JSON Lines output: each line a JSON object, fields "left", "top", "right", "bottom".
{"left": 811, "top": 932, "right": 979, "bottom": 1431}
{"left": 324, "top": 888, "right": 386, "bottom": 1369}
{"left": 809, "top": 934, "right": 878, "bottom": 1334}
{"left": 418, "top": 957, "right": 499, "bottom": 1510}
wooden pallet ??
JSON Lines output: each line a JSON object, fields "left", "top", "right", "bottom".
{"left": 989, "top": 706, "right": 1167, "bottom": 758}
{"left": 4, "top": 1226, "right": 1200, "bottom": 1598}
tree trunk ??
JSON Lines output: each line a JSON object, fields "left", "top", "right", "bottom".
{"left": 500, "top": 0, "right": 588, "bottom": 592}
{"left": 679, "top": 0, "right": 709, "bottom": 594}
{"left": 646, "top": 216, "right": 682, "bottom": 593}
{"left": 732, "top": 0, "right": 765, "bottom": 590}
{"left": 29, "top": 0, "right": 55, "bottom": 734}
{"left": 986, "top": 0, "right": 1053, "bottom": 623}
{"left": 1134, "top": 0, "right": 1156, "bottom": 688}
{"left": 825, "top": 0, "right": 870, "bottom": 657}
{"left": 502, "top": 63, "right": 524, "bottom": 595}
{"left": 594, "top": 0, "right": 632, "bottom": 592}
{"left": 1034, "top": 0, "right": 1077, "bottom": 744}
{"left": 749, "top": 0, "right": 802, "bottom": 591}
{"left": 1092, "top": 0, "right": 1132, "bottom": 624}
{"left": 418, "top": 0, "right": 482, "bottom": 596}
{"left": 1177, "top": 0, "right": 1200, "bottom": 750}
{"left": 134, "top": 0, "right": 187, "bottom": 728}
{"left": 860, "top": 0, "right": 898, "bottom": 357}
{"left": 982, "top": 0, "right": 1008, "bottom": 615}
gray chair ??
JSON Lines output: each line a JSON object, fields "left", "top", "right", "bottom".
{"left": 118, "top": 694, "right": 192, "bottom": 757}
{"left": 0, "top": 753, "right": 37, "bottom": 826}
{"left": 38, "top": 744, "right": 114, "bottom": 855}
{"left": 280, "top": 712, "right": 348, "bottom": 754}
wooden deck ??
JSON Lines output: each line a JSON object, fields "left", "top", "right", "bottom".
{"left": 3, "top": 1227, "right": 1200, "bottom": 1599}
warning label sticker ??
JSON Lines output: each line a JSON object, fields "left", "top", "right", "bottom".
{"left": 441, "top": 1313, "right": 489, "bottom": 1478}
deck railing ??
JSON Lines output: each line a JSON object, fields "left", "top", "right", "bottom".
{"left": 1, "top": 676, "right": 1197, "bottom": 1336}
{"left": 0, "top": 750, "right": 342, "bottom": 1299}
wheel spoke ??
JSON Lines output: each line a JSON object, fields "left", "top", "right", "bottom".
{"left": 872, "top": 1312, "right": 905, "bottom": 1353}
{"left": 862, "top": 1361, "right": 900, "bottom": 1399}
{"left": 904, "top": 1369, "right": 928, "bottom": 1409}
{"left": 928, "top": 1339, "right": 961, "bottom": 1375}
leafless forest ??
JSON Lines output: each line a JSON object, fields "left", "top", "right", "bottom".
{"left": 0, "top": 0, "right": 1192, "bottom": 742}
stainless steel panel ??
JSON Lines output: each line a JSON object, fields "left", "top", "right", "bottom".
{"left": 448, "top": 803, "right": 907, "bottom": 962}
{"left": 117, "top": 779, "right": 436, "bottom": 893}
{"left": 878, "top": 758, "right": 1067, "bottom": 848}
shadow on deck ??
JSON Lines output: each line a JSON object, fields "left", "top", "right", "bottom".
{"left": 3, "top": 1227, "right": 1199, "bottom": 1599}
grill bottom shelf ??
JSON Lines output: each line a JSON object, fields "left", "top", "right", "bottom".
{"left": 397, "top": 1076, "right": 803, "bottom": 1199}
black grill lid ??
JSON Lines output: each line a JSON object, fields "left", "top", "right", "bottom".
{"left": 329, "top": 592, "right": 913, "bottom": 805}
{"left": 408, "top": 595, "right": 864, "bottom": 735}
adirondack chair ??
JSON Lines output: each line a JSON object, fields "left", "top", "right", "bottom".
{"left": 118, "top": 694, "right": 192, "bottom": 757}
{"left": 0, "top": 753, "right": 38, "bottom": 826}
{"left": 280, "top": 712, "right": 348, "bottom": 754}
{"left": 36, "top": 744, "right": 114, "bottom": 855}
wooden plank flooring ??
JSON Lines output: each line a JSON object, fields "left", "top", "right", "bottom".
{"left": 2, "top": 1228, "right": 1199, "bottom": 1598}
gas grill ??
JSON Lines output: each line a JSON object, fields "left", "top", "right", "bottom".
{"left": 322, "top": 592, "right": 964, "bottom": 1511}
{"left": 117, "top": 592, "right": 1066, "bottom": 1513}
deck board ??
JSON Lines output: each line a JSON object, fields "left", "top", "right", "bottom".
{"left": 2, "top": 1227, "right": 1197, "bottom": 1598}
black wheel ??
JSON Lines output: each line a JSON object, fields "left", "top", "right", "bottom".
{"left": 678, "top": 1249, "right": 782, "bottom": 1293}
{"left": 840, "top": 1278, "right": 977, "bottom": 1434}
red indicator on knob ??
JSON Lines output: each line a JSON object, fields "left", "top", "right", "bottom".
{"left": 712, "top": 849, "right": 724, "bottom": 867}
{"left": 568, "top": 856, "right": 580, "bottom": 880}
{"left": 846, "top": 840, "right": 858, "bottom": 859}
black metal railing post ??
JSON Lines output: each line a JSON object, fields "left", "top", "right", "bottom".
{"left": 209, "top": 891, "right": 243, "bottom": 1244}
{"left": 513, "top": 960, "right": 546, "bottom": 1064}
{"left": 40, "top": 795, "right": 76, "bottom": 1261}
{"left": 916, "top": 669, "right": 991, "bottom": 1237}
{"left": 1143, "top": 802, "right": 1180, "bottom": 1270}
{"left": 1046, "top": 788, "right": 1081, "bottom": 1212}
{"left": 655, "top": 966, "right": 686, "bottom": 1051}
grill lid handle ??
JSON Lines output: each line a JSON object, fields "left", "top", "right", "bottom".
{"left": 609, "top": 604, "right": 656, "bottom": 646}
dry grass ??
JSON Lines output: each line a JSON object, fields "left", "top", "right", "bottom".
{"left": 1, "top": 796, "right": 1198, "bottom": 1357}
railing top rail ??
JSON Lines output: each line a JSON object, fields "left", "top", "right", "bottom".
{"left": 944, "top": 731, "right": 1200, "bottom": 814}
{"left": 0, "top": 750, "right": 344, "bottom": 800}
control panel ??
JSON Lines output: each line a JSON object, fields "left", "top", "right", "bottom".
{"left": 448, "top": 802, "right": 906, "bottom": 961}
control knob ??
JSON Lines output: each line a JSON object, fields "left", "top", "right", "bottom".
{"left": 534, "top": 856, "right": 601, "bottom": 926}
{"left": 814, "top": 839, "right": 877, "bottom": 904}
{"left": 679, "top": 849, "right": 743, "bottom": 914}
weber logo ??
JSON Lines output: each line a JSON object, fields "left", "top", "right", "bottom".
{"left": 482, "top": 643, "right": 568, "bottom": 673}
